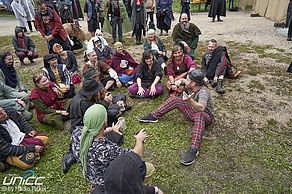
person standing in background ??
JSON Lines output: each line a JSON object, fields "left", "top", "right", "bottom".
{"left": 11, "top": 0, "right": 28, "bottom": 33}
{"left": 21, "top": 0, "right": 36, "bottom": 32}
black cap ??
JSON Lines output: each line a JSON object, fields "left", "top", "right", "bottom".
{"left": 188, "top": 69, "right": 205, "bottom": 85}
{"left": 79, "top": 78, "right": 103, "bottom": 96}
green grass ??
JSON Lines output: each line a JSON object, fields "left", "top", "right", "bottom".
{"left": 0, "top": 23, "right": 291, "bottom": 194}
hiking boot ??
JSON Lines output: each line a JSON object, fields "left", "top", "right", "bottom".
{"left": 62, "top": 151, "right": 76, "bottom": 174}
{"left": 29, "top": 59, "right": 35, "bottom": 63}
{"left": 0, "top": 161, "right": 10, "bottom": 172}
{"left": 181, "top": 148, "right": 199, "bottom": 166}
{"left": 216, "top": 79, "right": 226, "bottom": 93}
{"left": 209, "top": 80, "right": 217, "bottom": 88}
{"left": 288, "top": 37, "right": 291, "bottom": 41}
{"left": 138, "top": 113, "right": 158, "bottom": 123}
{"left": 20, "top": 61, "right": 25, "bottom": 66}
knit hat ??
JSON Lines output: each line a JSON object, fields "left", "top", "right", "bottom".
{"left": 147, "top": 29, "right": 155, "bottom": 34}
{"left": 80, "top": 104, "right": 107, "bottom": 174}
{"left": 43, "top": 54, "right": 58, "bottom": 68}
{"left": 114, "top": 42, "right": 123, "bottom": 49}
{"left": 188, "top": 69, "right": 206, "bottom": 85}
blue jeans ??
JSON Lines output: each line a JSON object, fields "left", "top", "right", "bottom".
{"left": 112, "top": 16, "right": 123, "bottom": 42}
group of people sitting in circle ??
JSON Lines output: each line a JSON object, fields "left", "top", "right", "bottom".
{"left": 0, "top": 9, "right": 242, "bottom": 193}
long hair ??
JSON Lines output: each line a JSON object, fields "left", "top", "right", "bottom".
{"left": 146, "top": 34, "right": 158, "bottom": 45}
{"left": 167, "top": 45, "right": 184, "bottom": 69}
{"left": 141, "top": 50, "right": 153, "bottom": 66}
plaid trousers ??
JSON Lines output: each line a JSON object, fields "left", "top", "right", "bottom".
{"left": 152, "top": 96, "right": 213, "bottom": 149}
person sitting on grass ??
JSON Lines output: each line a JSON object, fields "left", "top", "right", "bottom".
{"left": 143, "top": 29, "right": 168, "bottom": 73}
{"left": 83, "top": 50, "right": 122, "bottom": 91}
{"left": 166, "top": 45, "right": 196, "bottom": 96}
{"left": 71, "top": 104, "right": 155, "bottom": 192}
{"left": 0, "top": 82, "right": 32, "bottom": 121}
{"left": 42, "top": 54, "right": 75, "bottom": 97}
{"left": 111, "top": 42, "right": 139, "bottom": 85}
{"left": 62, "top": 78, "right": 125, "bottom": 174}
{"left": 0, "top": 106, "right": 49, "bottom": 171}
{"left": 172, "top": 13, "right": 201, "bottom": 60}
{"left": 12, "top": 26, "right": 38, "bottom": 66}
{"left": 138, "top": 69, "right": 214, "bottom": 166}
{"left": 0, "top": 51, "right": 32, "bottom": 109}
{"left": 95, "top": 152, "right": 163, "bottom": 194}
{"left": 128, "top": 50, "right": 163, "bottom": 98}
{"left": 201, "top": 39, "right": 241, "bottom": 94}
{"left": 52, "top": 43, "right": 79, "bottom": 74}
{"left": 30, "top": 73, "right": 71, "bottom": 130}
{"left": 93, "top": 37, "right": 115, "bottom": 63}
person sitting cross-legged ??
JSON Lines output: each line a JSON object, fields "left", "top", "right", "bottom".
{"left": 201, "top": 39, "right": 241, "bottom": 94}
{"left": 0, "top": 106, "right": 49, "bottom": 171}
{"left": 111, "top": 42, "right": 139, "bottom": 85}
{"left": 72, "top": 104, "right": 155, "bottom": 192}
{"left": 138, "top": 69, "right": 215, "bottom": 166}
{"left": 93, "top": 37, "right": 115, "bottom": 63}
{"left": 128, "top": 50, "right": 163, "bottom": 98}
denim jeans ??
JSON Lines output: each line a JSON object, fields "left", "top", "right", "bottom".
{"left": 112, "top": 16, "right": 123, "bottom": 42}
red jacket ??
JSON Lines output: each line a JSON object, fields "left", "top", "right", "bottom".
{"left": 35, "top": 7, "right": 67, "bottom": 41}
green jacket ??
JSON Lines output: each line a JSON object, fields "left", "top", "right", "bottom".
{"left": 143, "top": 37, "right": 166, "bottom": 56}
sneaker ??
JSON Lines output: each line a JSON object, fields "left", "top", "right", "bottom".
{"left": 181, "top": 148, "right": 199, "bottom": 166}
{"left": 138, "top": 113, "right": 158, "bottom": 123}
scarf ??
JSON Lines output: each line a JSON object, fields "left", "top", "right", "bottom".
{"left": 18, "top": 36, "right": 28, "bottom": 50}
{"left": 80, "top": 104, "right": 107, "bottom": 174}
{"left": 0, "top": 52, "right": 18, "bottom": 88}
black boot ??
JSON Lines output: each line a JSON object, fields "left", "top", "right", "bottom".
{"left": 62, "top": 151, "right": 76, "bottom": 174}
{"left": 216, "top": 79, "right": 226, "bottom": 93}
{"left": 209, "top": 80, "right": 217, "bottom": 88}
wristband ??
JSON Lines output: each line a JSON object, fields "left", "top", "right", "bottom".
{"left": 106, "top": 128, "right": 110, "bottom": 134}
{"left": 170, "top": 82, "right": 175, "bottom": 85}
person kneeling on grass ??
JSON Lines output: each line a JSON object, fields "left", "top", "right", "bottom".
{"left": 0, "top": 106, "right": 49, "bottom": 171}
{"left": 138, "top": 69, "right": 215, "bottom": 166}
{"left": 72, "top": 104, "right": 155, "bottom": 192}
{"left": 128, "top": 50, "right": 163, "bottom": 98}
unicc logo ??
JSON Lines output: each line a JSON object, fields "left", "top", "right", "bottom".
{"left": 3, "top": 170, "right": 45, "bottom": 186}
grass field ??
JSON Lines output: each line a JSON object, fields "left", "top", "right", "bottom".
{"left": 0, "top": 1, "right": 291, "bottom": 193}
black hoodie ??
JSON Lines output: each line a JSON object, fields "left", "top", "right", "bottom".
{"left": 12, "top": 26, "right": 35, "bottom": 54}
{"left": 92, "top": 152, "right": 155, "bottom": 194}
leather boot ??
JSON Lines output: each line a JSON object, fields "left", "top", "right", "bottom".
{"left": 216, "top": 79, "right": 226, "bottom": 93}
{"left": 62, "top": 151, "right": 76, "bottom": 174}
{"left": 209, "top": 80, "right": 217, "bottom": 88}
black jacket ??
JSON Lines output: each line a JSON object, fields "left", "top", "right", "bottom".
{"left": 0, "top": 107, "right": 35, "bottom": 162}
{"left": 12, "top": 26, "right": 35, "bottom": 54}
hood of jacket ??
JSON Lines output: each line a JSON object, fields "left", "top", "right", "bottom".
{"left": 14, "top": 26, "right": 24, "bottom": 38}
